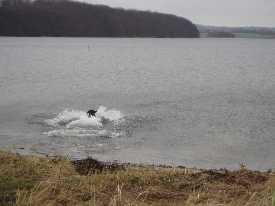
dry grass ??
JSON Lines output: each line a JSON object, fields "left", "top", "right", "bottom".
{"left": 0, "top": 151, "right": 75, "bottom": 206}
{"left": 0, "top": 151, "right": 75, "bottom": 179}
{"left": 0, "top": 151, "right": 274, "bottom": 206}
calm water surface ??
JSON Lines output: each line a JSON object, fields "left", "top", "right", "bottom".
{"left": 0, "top": 37, "right": 274, "bottom": 170}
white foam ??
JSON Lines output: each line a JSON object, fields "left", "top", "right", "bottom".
{"left": 96, "top": 106, "right": 124, "bottom": 121}
{"left": 44, "top": 128, "right": 122, "bottom": 138}
{"left": 45, "top": 109, "right": 88, "bottom": 127}
{"left": 44, "top": 129, "right": 99, "bottom": 137}
{"left": 66, "top": 116, "right": 102, "bottom": 129}
{"left": 44, "top": 106, "right": 124, "bottom": 138}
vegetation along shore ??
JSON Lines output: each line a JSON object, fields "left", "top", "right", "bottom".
{"left": 0, "top": 151, "right": 274, "bottom": 206}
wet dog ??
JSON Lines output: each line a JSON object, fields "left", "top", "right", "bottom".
{"left": 87, "top": 110, "right": 97, "bottom": 117}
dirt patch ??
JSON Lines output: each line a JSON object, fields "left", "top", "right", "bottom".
{"left": 201, "top": 169, "right": 269, "bottom": 187}
{"left": 72, "top": 158, "right": 269, "bottom": 188}
{"left": 72, "top": 158, "right": 125, "bottom": 175}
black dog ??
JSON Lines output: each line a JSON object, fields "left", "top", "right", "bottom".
{"left": 87, "top": 110, "right": 97, "bottom": 117}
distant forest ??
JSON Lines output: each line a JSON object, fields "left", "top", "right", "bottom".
{"left": 0, "top": 0, "right": 199, "bottom": 37}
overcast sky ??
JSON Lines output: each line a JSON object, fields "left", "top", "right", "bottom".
{"left": 87, "top": 0, "right": 274, "bottom": 27}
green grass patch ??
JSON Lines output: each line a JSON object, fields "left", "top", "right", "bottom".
{"left": 0, "top": 176, "right": 36, "bottom": 206}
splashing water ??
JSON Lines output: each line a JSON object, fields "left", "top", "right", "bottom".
{"left": 96, "top": 106, "right": 124, "bottom": 121}
{"left": 44, "top": 106, "right": 124, "bottom": 138}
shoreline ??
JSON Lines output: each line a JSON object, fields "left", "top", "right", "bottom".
{"left": 0, "top": 151, "right": 274, "bottom": 206}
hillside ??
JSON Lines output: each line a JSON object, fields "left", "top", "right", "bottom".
{"left": 0, "top": 0, "right": 199, "bottom": 37}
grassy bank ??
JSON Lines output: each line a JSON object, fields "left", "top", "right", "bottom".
{"left": 0, "top": 151, "right": 274, "bottom": 206}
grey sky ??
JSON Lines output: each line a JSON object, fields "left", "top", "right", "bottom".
{"left": 87, "top": 0, "right": 274, "bottom": 27}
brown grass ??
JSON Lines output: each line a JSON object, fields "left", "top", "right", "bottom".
{"left": 0, "top": 151, "right": 274, "bottom": 206}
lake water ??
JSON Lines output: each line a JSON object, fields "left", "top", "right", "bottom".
{"left": 0, "top": 37, "right": 274, "bottom": 170}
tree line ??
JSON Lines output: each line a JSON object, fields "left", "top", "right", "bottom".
{"left": 0, "top": 0, "right": 199, "bottom": 37}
